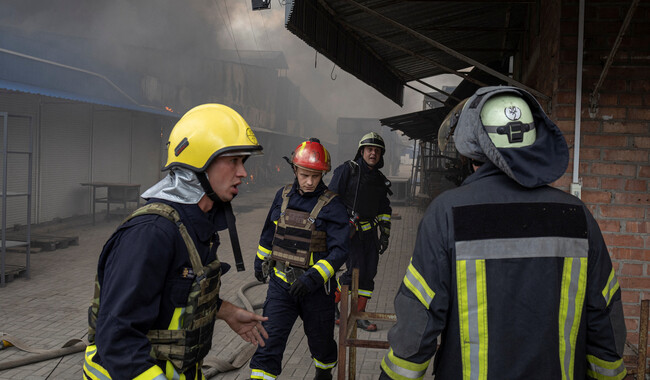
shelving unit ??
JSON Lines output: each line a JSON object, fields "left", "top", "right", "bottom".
{"left": 1, "top": 112, "right": 33, "bottom": 287}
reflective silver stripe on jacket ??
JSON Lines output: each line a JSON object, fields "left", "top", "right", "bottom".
{"left": 455, "top": 237, "right": 588, "bottom": 260}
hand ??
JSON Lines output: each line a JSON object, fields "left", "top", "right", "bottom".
{"left": 379, "top": 233, "right": 389, "bottom": 255}
{"left": 255, "top": 270, "right": 267, "bottom": 284}
{"left": 289, "top": 278, "right": 310, "bottom": 299}
{"left": 217, "top": 301, "right": 269, "bottom": 346}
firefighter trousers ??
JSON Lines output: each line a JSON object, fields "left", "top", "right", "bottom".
{"left": 250, "top": 275, "right": 338, "bottom": 377}
{"left": 338, "top": 228, "right": 379, "bottom": 298}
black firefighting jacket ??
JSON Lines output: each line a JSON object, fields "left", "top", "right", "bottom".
{"left": 254, "top": 180, "right": 349, "bottom": 290}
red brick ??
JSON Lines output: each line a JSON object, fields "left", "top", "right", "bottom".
{"left": 583, "top": 135, "right": 627, "bottom": 147}
{"left": 641, "top": 166, "right": 650, "bottom": 178}
{"left": 551, "top": 175, "right": 572, "bottom": 188}
{"left": 601, "top": 79, "right": 628, "bottom": 92}
{"left": 603, "top": 121, "right": 648, "bottom": 134}
{"left": 627, "top": 222, "right": 650, "bottom": 234}
{"left": 621, "top": 263, "right": 644, "bottom": 276}
{"left": 592, "top": 163, "right": 636, "bottom": 176}
{"left": 619, "top": 93, "right": 643, "bottom": 106}
{"left": 601, "top": 177, "right": 625, "bottom": 190}
{"left": 582, "top": 190, "right": 612, "bottom": 204}
{"left": 620, "top": 276, "right": 650, "bottom": 290}
{"left": 624, "top": 303, "right": 641, "bottom": 317}
{"left": 556, "top": 91, "right": 576, "bottom": 104}
{"left": 580, "top": 120, "right": 601, "bottom": 133}
{"left": 581, "top": 176, "right": 599, "bottom": 188}
{"left": 604, "top": 233, "right": 645, "bottom": 248}
{"left": 633, "top": 137, "right": 650, "bottom": 149}
{"left": 556, "top": 105, "right": 576, "bottom": 118}
{"left": 626, "top": 331, "right": 639, "bottom": 347}
{"left": 556, "top": 120, "right": 576, "bottom": 133}
{"left": 600, "top": 205, "right": 646, "bottom": 218}
{"left": 598, "top": 219, "right": 621, "bottom": 232}
{"left": 580, "top": 148, "right": 602, "bottom": 160}
{"left": 629, "top": 108, "right": 650, "bottom": 120}
{"left": 603, "top": 149, "right": 648, "bottom": 162}
{"left": 614, "top": 192, "right": 650, "bottom": 206}
{"left": 625, "top": 318, "right": 639, "bottom": 333}
{"left": 621, "top": 290, "right": 641, "bottom": 304}
{"left": 631, "top": 80, "right": 650, "bottom": 92}
{"left": 611, "top": 248, "right": 650, "bottom": 261}
{"left": 597, "top": 107, "right": 628, "bottom": 120}
{"left": 625, "top": 179, "right": 648, "bottom": 192}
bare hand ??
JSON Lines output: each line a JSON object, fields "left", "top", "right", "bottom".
{"left": 217, "top": 301, "right": 269, "bottom": 346}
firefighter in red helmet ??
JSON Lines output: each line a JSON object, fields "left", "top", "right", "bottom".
{"left": 250, "top": 138, "right": 350, "bottom": 380}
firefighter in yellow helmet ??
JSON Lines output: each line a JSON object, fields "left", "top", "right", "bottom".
{"left": 84, "top": 104, "right": 268, "bottom": 380}
{"left": 381, "top": 87, "right": 626, "bottom": 379}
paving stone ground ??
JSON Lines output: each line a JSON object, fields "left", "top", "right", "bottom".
{"left": 0, "top": 184, "right": 429, "bottom": 379}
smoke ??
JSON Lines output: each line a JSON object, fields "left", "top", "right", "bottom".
{"left": 209, "top": 0, "right": 462, "bottom": 128}
{"left": 0, "top": 0, "right": 461, "bottom": 128}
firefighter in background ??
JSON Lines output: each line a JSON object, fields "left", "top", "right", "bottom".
{"left": 380, "top": 86, "right": 626, "bottom": 379}
{"left": 250, "top": 138, "right": 349, "bottom": 380}
{"left": 329, "top": 132, "right": 392, "bottom": 332}
{"left": 83, "top": 104, "right": 269, "bottom": 380}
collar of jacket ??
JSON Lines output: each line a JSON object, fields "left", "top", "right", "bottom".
{"left": 461, "top": 161, "right": 507, "bottom": 187}
{"left": 147, "top": 198, "right": 224, "bottom": 243}
{"left": 291, "top": 179, "right": 327, "bottom": 198}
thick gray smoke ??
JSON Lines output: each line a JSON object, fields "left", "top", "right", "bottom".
{"left": 0, "top": 0, "right": 460, "bottom": 128}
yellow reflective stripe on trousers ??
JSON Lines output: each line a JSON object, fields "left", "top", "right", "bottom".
{"left": 558, "top": 257, "right": 587, "bottom": 380}
{"left": 257, "top": 245, "right": 271, "bottom": 261}
{"left": 313, "top": 259, "right": 334, "bottom": 282}
{"left": 380, "top": 348, "right": 429, "bottom": 379}
{"left": 586, "top": 354, "right": 627, "bottom": 380}
{"left": 313, "top": 357, "right": 337, "bottom": 369}
{"left": 403, "top": 261, "right": 435, "bottom": 309}
{"left": 457, "top": 259, "right": 488, "bottom": 380}
{"left": 251, "top": 369, "right": 277, "bottom": 379}
{"left": 601, "top": 268, "right": 619, "bottom": 307}
{"left": 134, "top": 365, "right": 168, "bottom": 380}
{"left": 360, "top": 222, "right": 372, "bottom": 231}
{"left": 83, "top": 344, "right": 112, "bottom": 380}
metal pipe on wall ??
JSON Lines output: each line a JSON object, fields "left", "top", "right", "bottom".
{"left": 570, "top": 0, "right": 585, "bottom": 199}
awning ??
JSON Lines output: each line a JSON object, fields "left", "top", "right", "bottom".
{"left": 381, "top": 66, "right": 506, "bottom": 142}
{"left": 285, "top": 0, "right": 545, "bottom": 106}
{"left": 0, "top": 79, "right": 179, "bottom": 118}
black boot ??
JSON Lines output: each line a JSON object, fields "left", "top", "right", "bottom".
{"left": 314, "top": 367, "right": 333, "bottom": 380}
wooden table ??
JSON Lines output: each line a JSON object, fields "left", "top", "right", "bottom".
{"left": 80, "top": 182, "right": 141, "bottom": 224}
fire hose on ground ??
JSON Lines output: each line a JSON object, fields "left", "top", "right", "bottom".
{"left": 0, "top": 280, "right": 265, "bottom": 378}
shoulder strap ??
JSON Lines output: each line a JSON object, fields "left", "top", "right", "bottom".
{"left": 306, "top": 190, "right": 338, "bottom": 228}
{"left": 122, "top": 203, "right": 205, "bottom": 280}
{"left": 280, "top": 184, "right": 293, "bottom": 214}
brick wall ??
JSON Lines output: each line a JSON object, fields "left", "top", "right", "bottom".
{"left": 526, "top": 0, "right": 650, "bottom": 371}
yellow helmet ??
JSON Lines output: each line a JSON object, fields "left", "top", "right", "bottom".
{"left": 163, "top": 104, "right": 263, "bottom": 171}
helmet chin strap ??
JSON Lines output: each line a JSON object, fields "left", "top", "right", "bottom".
{"left": 196, "top": 171, "right": 246, "bottom": 272}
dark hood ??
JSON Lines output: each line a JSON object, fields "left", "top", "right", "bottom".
{"left": 454, "top": 86, "right": 569, "bottom": 188}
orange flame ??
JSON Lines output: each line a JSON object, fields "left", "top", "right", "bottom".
{"left": 165, "top": 106, "right": 174, "bottom": 112}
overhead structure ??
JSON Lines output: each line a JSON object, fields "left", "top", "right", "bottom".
{"left": 285, "top": 0, "right": 548, "bottom": 106}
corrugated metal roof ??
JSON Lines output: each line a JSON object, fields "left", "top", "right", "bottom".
{"left": 286, "top": 0, "right": 530, "bottom": 105}
{"left": 0, "top": 79, "right": 179, "bottom": 118}
{"left": 381, "top": 66, "right": 507, "bottom": 142}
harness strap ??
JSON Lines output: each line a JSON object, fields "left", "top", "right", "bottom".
{"left": 123, "top": 203, "right": 205, "bottom": 280}
{"left": 280, "top": 184, "right": 292, "bottom": 214}
{"left": 306, "top": 190, "right": 338, "bottom": 228}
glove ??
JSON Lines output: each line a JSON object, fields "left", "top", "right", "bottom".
{"left": 255, "top": 270, "right": 267, "bottom": 284}
{"left": 379, "top": 233, "right": 389, "bottom": 255}
{"left": 289, "top": 278, "right": 311, "bottom": 299}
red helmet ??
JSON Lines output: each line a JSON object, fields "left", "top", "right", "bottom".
{"left": 291, "top": 138, "right": 331, "bottom": 173}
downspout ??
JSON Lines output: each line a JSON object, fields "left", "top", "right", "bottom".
{"left": 570, "top": 0, "right": 585, "bottom": 199}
